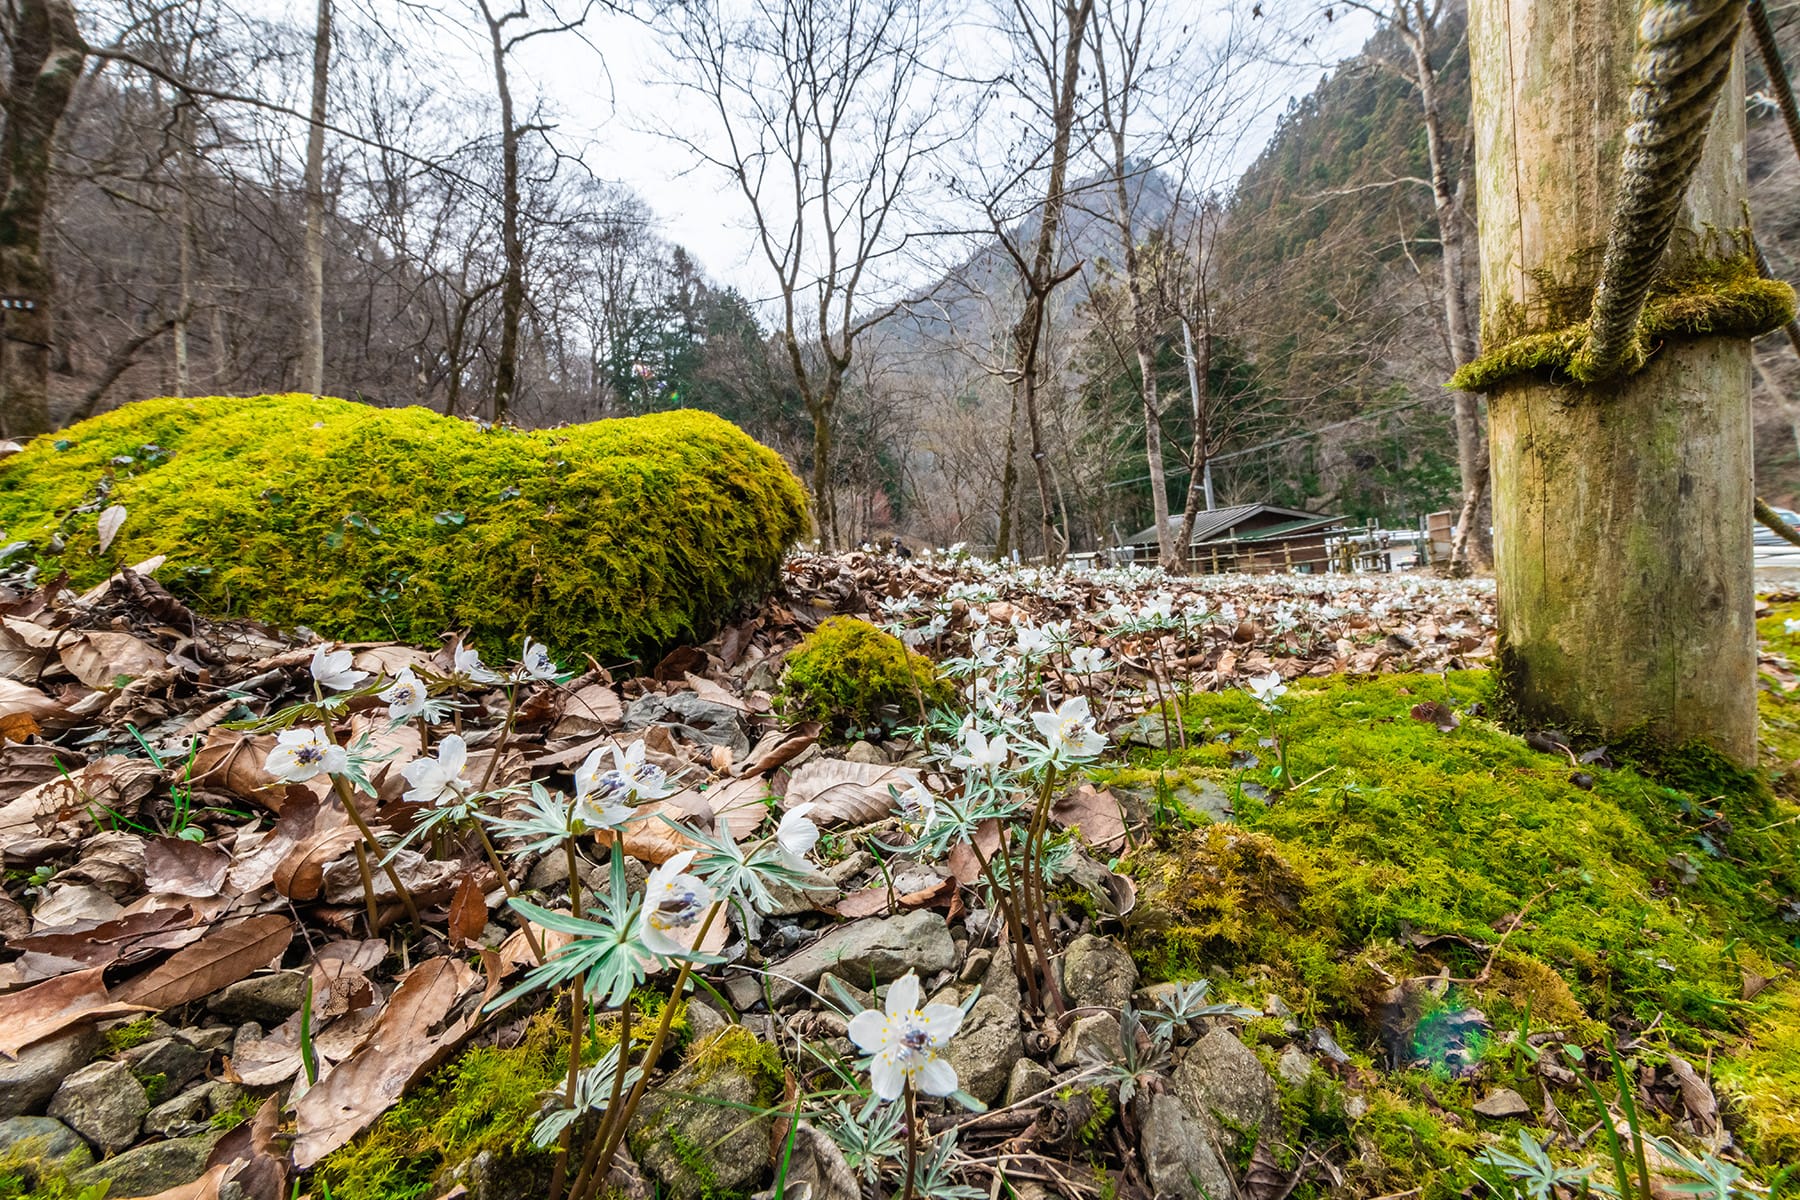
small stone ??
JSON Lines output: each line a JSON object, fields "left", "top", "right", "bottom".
{"left": 1277, "top": 1044, "right": 1313, "bottom": 1086}
{"left": 0, "top": 1029, "right": 99, "bottom": 1119}
{"left": 684, "top": 999, "right": 728, "bottom": 1044}
{"left": 0, "top": 1116, "right": 92, "bottom": 1170}
{"left": 843, "top": 740, "right": 887, "bottom": 764}
{"left": 121, "top": 1034, "right": 216, "bottom": 1092}
{"left": 1172, "top": 1027, "right": 1279, "bottom": 1144}
{"left": 1053, "top": 1012, "right": 1123, "bottom": 1068}
{"left": 71, "top": 1133, "right": 222, "bottom": 1196}
{"left": 206, "top": 972, "right": 308, "bottom": 1024}
{"left": 1346, "top": 1094, "right": 1369, "bottom": 1120}
{"left": 1059, "top": 934, "right": 1139, "bottom": 1010}
{"left": 49, "top": 1060, "right": 149, "bottom": 1154}
{"left": 627, "top": 1030, "right": 778, "bottom": 1198}
{"left": 1005, "top": 1057, "right": 1054, "bottom": 1107}
{"left": 230, "top": 1022, "right": 265, "bottom": 1061}
{"left": 1139, "top": 1092, "right": 1234, "bottom": 1200}
{"left": 959, "top": 948, "right": 993, "bottom": 985}
{"left": 761, "top": 910, "right": 955, "bottom": 1006}
{"left": 815, "top": 972, "right": 875, "bottom": 1013}
{"left": 941, "top": 971, "right": 1022, "bottom": 1105}
{"left": 824, "top": 851, "right": 873, "bottom": 887}
{"left": 144, "top": 1089, "right": 212, "bottom": 1139}
{"left": 1473, "top": 1087, "right": 1532, "bottom": 1119}
{"left": 1265, "top": 994, "right": 1293, "bottom": 1019}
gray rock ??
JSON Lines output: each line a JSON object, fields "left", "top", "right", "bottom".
{"left": 684, "top": 999, "right": 728, "bottom": 1044}
{"left": 1054, "top": 1012, "right": 1124, "bottom": 1069}
{"left": 229, "top": 1023, "right": 265, "bottom": 1062}
{"left": 206, "top": 972, "right": 307, "bottom": 1024}
{"left": 71, "top": 1133, "right": 222, "bottom": 1196}
{"left": 622, "top": 693, "right": 750, "bottom": 758}
{"left": 1474, "top": 1088, "right": 1532, "bottom": 1119}
{"left": 959, "top": 948, "right": 993, "bottom": 985}
{"left": 1277, "top": 1044, "right": 1313, "bottom": 1086}
{"left": 0, "top": 1116, "right": 92, "bottom": 1170}
{"left": 941, "top": 968, "right": 1022, "bottom": 1105}
{"left": 627, "top": 1031, "right": 778, "bottom": 1199}
{"left": 143, "top": 1081, "right": 244, "bottom": 1139}
{"left": 823, "top": 851, "right": 873, "bottom": 887}
{"left": 843, "top": 740, "right": 886, "bottom": 764}
{"left": 1172, "top": 1028, "right": 1279, "bottom": 1144}
{"left": 1059, "top": 934, "right": 1139, "bottom": 1011}
{"left": 815, "top": 972, "right": 875, "bottom": 1014}
{"left": 762, "top": 910, "right": 955, "bottom": 1005}
{"left": 49, "top": 1059, "right": 149, "bottom": 1154}
{"left": 0, "top": 1029, "right": 99, "bottom": 1119}
{"left": 121, "top": 1034, "right": 216, "bottom": 1093}
{"left": 1139, "top": 1092, "right": 1234, "bottom": 1200}
{"left": 1005, "top": 1057, "right": 1055, "bottom": 1107}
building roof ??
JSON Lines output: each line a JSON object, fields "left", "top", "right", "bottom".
{"left": 1122, "top": 504, "right": 1343, "bottom": 548}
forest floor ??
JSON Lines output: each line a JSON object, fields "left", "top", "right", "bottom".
{"left": 0, "top": 550, "right": 1794, "bottom": 1200}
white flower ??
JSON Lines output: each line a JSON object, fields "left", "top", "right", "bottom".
{"left": 847, "top": 971, "right": 963, "bottom": 1101}
{"left": 380, "top": 668, "right": 431, "bottom": 722}
{"left": 895, "top": 778, "right": 937, "bottom": 829}
{"left": 310, "top": 644, "right": 368, "bottom": 692}
{"left": 1786, "top": 617, "right": 1800, "bottom": 635}
{"left": 515, "top": 636, "right": 561, "bottom": 682}
{"left": 401, "top": 734, "right": 471, "bottom": 806}
{"left": 641, "top": 849, "right": 714, "bottom": 959}
{"left": 453, "top": 640, "right": 503, "bottom": 685}
{"left": 949, "top": 727, "right": 1009, "bottom": 774}
{"left": 776, "top": 803, "right": 820, "bottom": 860}
{"left": 1030, "top": 696, "right": 1107, "bottom": 762}
{"left": 1139, "top": 594, "right": 1175, "bottom": 624}
{"left": 265, "top": 726, "right": 347, "bottom": 783}
{"left": 577, "top": 740, "right": 675, "bottom": 806}
{"left": 1068, "top": 646, "right": 1110, "bottom": 675}
{"left": 1013, "top": 624, "right": 1050, "bottom": 659}
{"left": 1245, "top": 671, "right": 1288, "bottom": 707}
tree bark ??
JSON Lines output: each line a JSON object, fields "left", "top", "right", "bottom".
{"left": 300, "top": 0, "right": 332, "bottom": 396}
{"left": 1469, "top": 0, "right": 1755, "bottom": 762}
{"left": 1172, "top": 305, "right": 1213, "bottom": 567}
{"left": 0, "top": 0, "right": 84, "bottom": 437}
{"left": 481, "top": 0, "right": 523, "bottom": 426}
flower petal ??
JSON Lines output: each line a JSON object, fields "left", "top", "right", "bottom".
{"left": 847, "top": 1010, "right": 888, "bottom": 1054}
{"left": 913, "top": 1054, "right": 958, "bottom": 1096}
{"left": 885, "top": 972, "right": 921, "bottom": 1017}
{"left": 869, "top": 1053, "right": 907, "bottom": 1102}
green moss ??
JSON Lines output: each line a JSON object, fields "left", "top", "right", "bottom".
{"left": 1122, "top": 671, "right": 1800, "bottom": 1059}
{"left": 0, "top": 1145, "right": 103, "bottom": 1200}
{"left": 1347, "top": 1092, "right": 1480, "bottom": 1200}
{"left": 208, "top": 1092, "right": 262, "bottom": 1132}
{"left": 1076, "top": 1086, "right": 1116, "bottom": 1144}
{"left": 0, "top": 395, "right": 807, "bottom": 665}
{"left": 133, "top": 1072, "right": 168, "bottom": 1106}
{"left": 1716, "top": 985, "right": 1800, "bottom": 1163}
{"left": 314, "top": 1011, "right": 570, "bottom": 1200}
{"left": 99, "top": 1017, "right": 157, "bottom": 1056}
{"left": 685, "top": 1025, "right": 784, "bottom": 1109}
{"left": 776, "top": 616, "right": 951, "bottom": 738}
{"left": 1449, "top": 255, "right": 1796, "bottom": 391}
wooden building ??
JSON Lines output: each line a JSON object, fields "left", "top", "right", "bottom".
{"left": 1122, "top": 504, "right": 1344, "bottom": 573}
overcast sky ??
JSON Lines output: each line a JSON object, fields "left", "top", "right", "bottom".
{"left": 372, "top": 1, "right": 1379, "bottom": 298}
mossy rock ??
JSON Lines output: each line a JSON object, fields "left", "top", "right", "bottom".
{"left": 777, "top": 615, "right": 950, "bottom": 737}
{"left": 0, "top": 395, "right": 807, "bottom": 665}
{"left": 625, "top": 1026, "right": 783, "bottom": 1200}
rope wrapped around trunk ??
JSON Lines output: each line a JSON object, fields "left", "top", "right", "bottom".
{"left": 1571, "top": 0, "right": 1746, "bottom": 382}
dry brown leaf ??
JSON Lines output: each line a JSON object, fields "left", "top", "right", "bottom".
{"left": 446, "top": 873, "right": 488, "bottom": 949}
{"left": 10, "top": 906, "right": 201, "bottom": 969}
{"left": 144, "top": 837, "right": 230, "bottom": 898}
{"left": 736, "top": 722, "right": 821, "bottom": 776}
{"left": 0, "top": 741, "right": 81, "bottom": 794}
{"left": 683, "top": 672, "right": 748, "bottom": 713}
{"left": 191, "top": 731, "right": 298, "bottom": 811}
{"left": 552, "top": 682, "right": 624, "bottom": 737}
{"left": 59, "top": 630, "right": 167, "bottom": 690}
{"left": 1051, "top": 784, "right": 1128, "bottom": 854}
{"left": 783, "top": 758, "right": 920, "bottom": 826}
{"left": 292, "top": 956, "right": 482, "bottom": 1167}
{"left": 114, "top": 913, "right": 295, "bottom": 1011}
{"left": 29, "top": 883, "right": 125, "bottom": 928}
{"left": 701, "top": 775, "right": 775, "bottom": 841}
{"left": 95, "top": 504, "right": 128, "bottom": 554}
{"left": 273, "top": 826, "right": 363, "bottom": 901}
{"left": 0, "top": 966, "right": 151, "bottom": 1058}
{"left": 226, "top": 793, "right": 327, "bottom": 894}
{"left": 0, "top": 756, "right": 159, "bottom": 850}
{"left": 834, "top": 876, "right": 954, "bottom": 919}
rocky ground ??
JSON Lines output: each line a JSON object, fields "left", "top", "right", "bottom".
{"left": 7, "top": 550, "right": 1778, "bottom": 1200}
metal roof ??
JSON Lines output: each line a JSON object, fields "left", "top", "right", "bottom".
{"left": 1122, "top": 504, "right": 1342, "bottom": 547}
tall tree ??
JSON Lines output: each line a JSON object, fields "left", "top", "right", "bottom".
{"left": 661, "top": 0, "right": 943, "bottom": 549}
{"left": 0, "top": 0, "right": 83, "bottom": 436}
{"left": 1468, "top": 0, "right": 1755, "bottom": 758}
{"left": 300, "top": 0, "right": 331, "bottom": 396}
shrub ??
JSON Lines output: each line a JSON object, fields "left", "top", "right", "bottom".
{"left": 0, "top": 395, "right": 807, "bottom": 665}
{"left": 777, "top": 616, "right": 950, "bottom": 737}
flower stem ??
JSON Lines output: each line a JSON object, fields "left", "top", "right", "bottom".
{"left": 901, "top": 1081, "right": 918, "bottom": 1200}
{"left": 330, "top": 773, "right": 422, "bottom": 929}
{"left": 570, "top": 996, "right": 632, "bottom": 1200}
{"left": 350, "top": 842, "right": 379, "bottom": 937}
{"left": 473, "top": 821, "right": 543, "bottom": 963}
{"left": 477, "top": 683, "right": 520, "bottom": 793}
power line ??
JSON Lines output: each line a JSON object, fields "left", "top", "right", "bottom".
{"left": 1103, "top": 395, "right": 1439, "bottom": 489}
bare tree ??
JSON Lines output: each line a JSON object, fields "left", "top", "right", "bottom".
{"left": 300, "top": 0, "right": 330, "bottom": 395}
{"left": 0, "top": 0, "right": 84, "bottom": 436}
{"left": 660, "top": 0, "right": 945, "bottom": 549}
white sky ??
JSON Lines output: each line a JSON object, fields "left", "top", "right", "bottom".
{"left": 477, "top": 1, "right": 1381, "bottom": 297}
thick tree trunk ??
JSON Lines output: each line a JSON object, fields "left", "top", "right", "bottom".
{"left": 0, "top": 0, "right": 83, "bottom": 437}
{"left": 1469, "top": 0, "right": 1755, "bottom": 762}
{"left": 300, "top": 0, "right": 332, "bottom": 396}
{"left": 1173, "top": 310, "right": 1212, "bottom": 567}
{"left": 481, "top": 0, "right": 523, "bottom": 425}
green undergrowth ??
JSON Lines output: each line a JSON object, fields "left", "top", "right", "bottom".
{"left": 777, "top": 616, "right": 951, "bottom": 739}
{"left": 1118, "top": 663, "right": 1800, "bottom": 1190}
{"left": 1449, "top": 255, "right": 1796, "bottom": 391}
{"left": 0, "top": 395, "right": 807, "bottom": 665}
{"left": 0, "top": 1144, "right": 102, "bottom": 1200}
{"left": 316, "top": 993, "right": 684, "bottom": 1200}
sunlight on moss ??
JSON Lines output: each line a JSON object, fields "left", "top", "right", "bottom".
{"left": 777, "top": 616, "right": 951, "bottom": 738}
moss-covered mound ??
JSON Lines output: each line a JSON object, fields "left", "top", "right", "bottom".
{"left": 0, "top": 395, "right": 807, "bottom": 663}
{"left": 1113, "top": 664, "right": 1800, "bottom": 1196}
{"left": 778, "top": 615, "right": 951, "bottom": 737}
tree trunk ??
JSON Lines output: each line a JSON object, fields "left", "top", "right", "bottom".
{"left": 996, "top": 386, "right": 1020, "bottom": 560}
{"left": 0, "top": 0, "right": 83, "bottom": 437}
{"left": 1469, "top": 0, "right": 1755, "bottom": 762}
{"left": 481, "top": 0, "right": 523, "bottom": 425}
{"left": 1173, "top": 309, "right": 1213, "bottom": 568}
{"left": 1403, "top": 0, "right": 1491, "bottom": 574}
{"left": 809, "top": 396, "right": 837, "bottom": 550}
{"left": 300, "top": 0, "right": 332, "bottom": 396}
